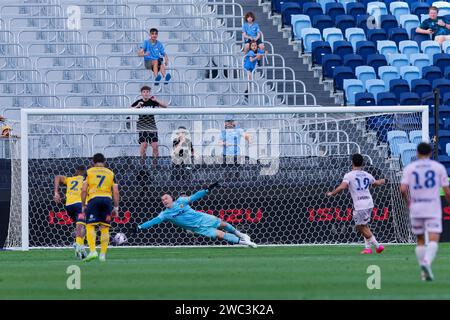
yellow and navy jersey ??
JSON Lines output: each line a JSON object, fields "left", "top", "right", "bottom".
{"left": 85, "top": 166, "right": 116, "bottom": 202}
{"left": 64, "top": 175, "right": 83, "bottom": 206}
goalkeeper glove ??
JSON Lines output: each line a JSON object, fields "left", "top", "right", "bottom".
{"left": 207, "top": 181, "right": 220, "bottom": 191}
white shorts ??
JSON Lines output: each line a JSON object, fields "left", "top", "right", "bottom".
{"left": 410, "top": 217, "right": 442, "bottom": 235}
{"left": 353, "top": 208, "right": 372, "bottom": 226}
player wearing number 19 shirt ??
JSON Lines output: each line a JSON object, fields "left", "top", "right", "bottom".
{"left": 81, "top": 153, "right": 120, "bottom": 262}
{"left": 400, "top": 142, "right": 450, "bottom": 281}
{"left": 326, "top": 154, "right": 386, "bottom": 254}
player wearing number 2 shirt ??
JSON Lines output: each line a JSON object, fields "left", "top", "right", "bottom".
{"left": 400, "top": 142, "right": 450, "bottom": 281}
{"left": 82, "top": 153, "right": 119, "bottom": 262}
{"left": 326, "top": 154, "right": 387, "bottom": 254}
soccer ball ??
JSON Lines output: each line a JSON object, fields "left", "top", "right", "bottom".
{"left": 113, "top": 232, "right": 127, "bottom": 245}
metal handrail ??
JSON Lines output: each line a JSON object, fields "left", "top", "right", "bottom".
{"left": 34, "top": 55, "right": 101, "bottom": 69}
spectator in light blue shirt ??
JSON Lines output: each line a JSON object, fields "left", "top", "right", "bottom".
{"left": 242, "top": 11, "right": 266, "bottom": 57}
{"left": 220, "top": 117, "right": 250, "bottom": 164}
{"left": 138, "top": 28, "right": 171, "bottom": 85}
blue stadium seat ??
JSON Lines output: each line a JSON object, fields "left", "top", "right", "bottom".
{"left": 311, "top": 41, "right": 332, "bottom": 66}
{"left": 346, "top": 2, "right": 366, "bottom": 18}
{"left": 434, "top": 1, "right": 450, "bottom": 16}
{"left": 446, "top": 142, "right": 450, "bottom": 156}
{"left": 343, "top": 79, "right": 365, "bottom": 105}
{"left": 388, "top": 28, "right": 409, "bottom": 46}
{"left": 355, "top": 92, "right": 376, "bottom": 106}
{"left": 323, "top": 28, "right": 344, "bottom": 49}
{"left": 367, "top": 2, "right": 388, "bottom": 21}
{"left": 301, "top": 28, "right": 322, "bottom": 53}
{"left": 379, "top": 65, "right": 400, "bottom": 90}
{"left": 422, "top": 91, "right": 436, "bottom": 105}
{"left": 333, "top": 40, "right": 354, "bottom": 59}
{"left": 399, "top": 143, "right": 417, "bottom": 166}
{"left": 411, "top": 79, "right": 432, "bottom": 98}
{"left": 322, "top": 54, "right": 343, "bottom": 79}
{"left": 326, "top": 3, "right": 346, "bottom": 22}
{"left": 438, "top": 130, "right": 450, "bottom": 155}
{"left": 345, "top": 27, "right": 366, "bottom": 51}
{"left": 443, "top": 92, "right": 450, "bottom": 105}
{"left": 303, "top": 2, "right": 324, "bottom": 19}
{"left": 377, "top": 92, "right": 398, "bottom": 105}
{"left": 410, "top": 53, "right": 431, "bottom": 75}
{"left": 443, "top": 41, "right": 450, "bottom": 54}
{"left": 367, "top": 54, "right": 388, "bottom": 74}
{"left": 335, "top": 15, "right": 356, "bottom": 33}
{"left": 281, "top": 3, "right": 303, "bottom": 28}
{"left": 313, "top": 15, "right": 335, "bottom": 33}
{"left": 410, "top": 2, "right": 430, "bottom": 16}
{"left": 390, "top": 79, "right": 410, "bottom": 100}
{"left": 433, "top": 53, "right": 450, "bottom": 74}
{"left": 399, "top": 14, "right": 420, "bottom": 38}
{"left": 355, "top": 41, "right": 377, "bottom": 62}
{"left": 409, "top": 130, "right": 423, "bottom": 145}
{"left": 399, "top": 40, "right": 419, "bottom": 58}
{"left": 333, "top": 66, "right": 355, "bottom": 91}
{"left": 387, "top": 130, "right": 409, "bottom": 156}
{"left": 400, "top": 66, "right": 421, "bottom": 87}
{"left": 367, "top": 29, "right": 388, "bottom": 42}
{"left": 387, "top": 53, "right": 410, "bottom": 71}
{"left": 421, "top": 40, "right": 442, "bottom": 62}
{"left": 318, "top": 0, "right": 336, "bottom": 12}
{"left": 411, "top": 29, "right": 431, "bottom": 47}
{"left": 432, "top": 79, "right": 450, "bottom": 97}
{"left": 366, "top": 79, "right": 386, "bottom": 102}
{"left": 356, "top": 15, "right": 372, "bottom": 33}
{"left": 399, "top": 92, "right": 421, "bottom": 105}
{"left": 355, "top": 66, "right": 376, "bottom": 87}
{"left": 380, "top": 15, "right": 399, "bottom": 33}
{"left": 344, "top": 54, "right": 364, "bottom": 72}
{"left": 291, "top": 15, "right": 312, "bottom": 40}
{"left": 272, "top": 0, "right": 299, "bottom": 14}
{"left": 390, "top": 2, "right": 410, "bottom": 23}
{"left": 444, "top": 66, "right": 450, "bottom": 79}
{"left": 422, "top": 66, "right": 443, "bottom": 83}
{"left": 377, "top": 40, "right": 398, "bottom": 57}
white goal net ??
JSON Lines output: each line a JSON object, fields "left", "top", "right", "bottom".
{"left": 5, "top": 106, "right": 428, "bottom": 250}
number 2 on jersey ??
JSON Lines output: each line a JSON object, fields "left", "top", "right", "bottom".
{"left": 412, "top": 170, "right": 436, "bottom": 190}
{"left": 96, "top": 175, "right": 106, "bottom": 188}
{"left": 70, "top": 180, "right": 79, "bottom": 191}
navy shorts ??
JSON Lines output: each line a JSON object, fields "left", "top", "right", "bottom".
{"left": 245, "top": 38, "right": 262, "bottom": 46}
{"left": 85, "top": 197, "right": 113, "bottom": 226}
{"left": 66, "top": 203, "right": 85, "bottom": 224}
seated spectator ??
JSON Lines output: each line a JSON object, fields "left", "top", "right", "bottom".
{"left": 416, "top": 6, "right": 450, "bottom": 46}
{"left": 244, "top": 41, "right": 264, "bottom": 98}
{"left": 138, "top": 28, "right": 171, "bottom": 86}
{"left": 243, "top": 11, "right": 267, "bottom": 61}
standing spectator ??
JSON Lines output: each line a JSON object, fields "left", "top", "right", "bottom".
{"left": 138, "top": 28, "right": 171, "bottom": 86}
{"left": 131, "top": 86, "right": 168, "bottom": 166}
{"left": 220, "top": 117, "right": 251, "bottom": 165}
{"left": 171, "top": 126, "right": 194, "bottom": 181}
{"left": 416, "top": 6, "right": 450, "bottom": 46}
{"left": 242, "top": 12, "right": 266, "bottom": 56}
{"left": 244, "top": 41, "right": 264, "bottom": 98}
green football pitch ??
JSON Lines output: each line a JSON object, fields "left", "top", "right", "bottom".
{"left": 1, "top": 244, "right": 450, "bottom": 300}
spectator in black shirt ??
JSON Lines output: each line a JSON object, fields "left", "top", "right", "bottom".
{"left": 171, "top": 126, "right": 194, "bottom": 181}
{"left": 131, "top": 86, "right": 168, "bottom": 166}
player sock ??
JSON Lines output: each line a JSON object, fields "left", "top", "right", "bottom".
{"left": 100, "top": 226, "right": 110, "bottom": 255}
{"left": 364, "top": 237, "right": 371, "bottom": 249}
{"left": 86, "top": 224, "right": 96, "bottom": 253}
{"left": 369, "top": 236, "right": 380, "bottom": 248}
{"left": 223, "top": 233, "right": 240, "bottom": 244}
{"left": 76, "top": 236, "right": 84, "bottom": 246}
{"left": 223, "top": 222, "right": 238, "bottom": 234}
{"left": 415, "top": 245, "right": 426, "bottom": 265}
{"left": 423, "top": 241, "right": 438, "bottom": 266}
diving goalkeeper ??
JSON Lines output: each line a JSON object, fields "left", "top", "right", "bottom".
{"left": 138, "top": 182, "right": 257, "bottom": 248}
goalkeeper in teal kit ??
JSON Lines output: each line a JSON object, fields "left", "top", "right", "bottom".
{"left": 138, "top": 183, "right": 257, "bottom": 247}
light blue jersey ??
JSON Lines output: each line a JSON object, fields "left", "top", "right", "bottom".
{"left": 242, "top": 22, "right": 260, "bottom": 38}
{"left": 139, "top": 189, "right": 221, "bottom": 237}
{"left": 141, "top": 39, "right": 166, "bottom": 61}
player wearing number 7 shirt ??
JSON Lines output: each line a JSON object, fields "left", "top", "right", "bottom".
{"left": 326, "top": 154, "right": 387, "bottom": 254}
{"left": 400, "top": 142, "right": 450, "bottom": 281}
{"left": 81, "top": 153, "right": 120, "bottom": 262}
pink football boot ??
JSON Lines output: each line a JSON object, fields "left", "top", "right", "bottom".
{"left": 376, "top": 245, "right": 385, "bottom": 254}
{"left": 361, "top": 248, "right": 373, "bottom": 254}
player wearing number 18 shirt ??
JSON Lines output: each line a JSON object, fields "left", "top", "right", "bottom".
{"left": 400, "top": 142, "right": 450, "bottom": 281}
{"left": 82, "top": 153, "right": 120, "bottom": 262}
{"left": 326, "top": 154, "right": 386, "bottom": 254}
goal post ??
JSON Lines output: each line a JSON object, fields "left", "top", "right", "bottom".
{"left": 8, "top": 105, "right": 429, "bottom": 250}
